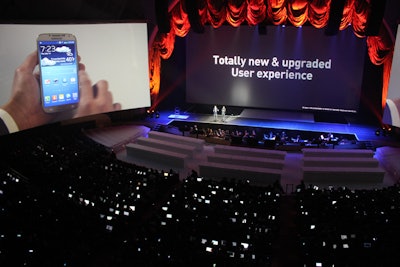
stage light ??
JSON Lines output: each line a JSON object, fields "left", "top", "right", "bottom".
{"left": 382, "top": 125, "right": 392, "bottom": 136}
{"left": 375, "top": 129, "right": 381, "bottom": 136}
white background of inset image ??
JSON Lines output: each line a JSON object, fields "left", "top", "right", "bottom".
{"left": 385, "top": 24, "right": 400, "bottom": 127}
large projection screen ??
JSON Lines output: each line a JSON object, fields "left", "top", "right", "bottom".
{"left": 0, "top": 22, "right": 150, "bottom": 132}
{"left": 186, "top": 25, "right": 366, "bottom": 114}
{"left": 383, "top": 24, "right": 400, "bottom": 128}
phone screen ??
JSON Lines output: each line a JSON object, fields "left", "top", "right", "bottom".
{"left": 38, "top": 35, "right": 79, "bottom": 113}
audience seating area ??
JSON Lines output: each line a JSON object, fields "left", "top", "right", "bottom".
{"left": 1, "top": 125, "right": 398, "bottom": 266}
{"left": 0, "top": 128, "right": 180, "bottom": 266}
{"left": 295, "top": 183, "right": 400, "bottom": 267}
{"left": 301, "top": 148, "right": 385, "bottom": 184}
{"left": 131, "top": 175, "right": 282, "bottom": 266}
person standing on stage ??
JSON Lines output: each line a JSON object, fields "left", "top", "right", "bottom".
{"left": 221, "top": 106, "right": 226, "bottom": 122}
{"left": 213, "top": 105, "right": 219, "bottom": 122}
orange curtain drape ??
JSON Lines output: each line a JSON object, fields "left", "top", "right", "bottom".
{"left": 226, "top": 0, "right": 248, "bottom": 27}
{"left": 148, "top": 0, "right": 394, "bottom": 114}
{"left": 308, "top": 0, "right": 330, "bottom": 29}
{"left": 267, "top": 0, "right": 288, "bottom": 25}
{"left": 171, "top": 2, "right": 191, "bottom": 37}
{"left": 207, "top": 0, "right": 227, "bottom": 28}
{"left": 351, "top": 0, "right": 369, "bottom": 37}
{"left": 247, "top": 0, "right": 267, "bottom": 26}
{"left": 367, "top": 25, "right": 395, "bottom": 109}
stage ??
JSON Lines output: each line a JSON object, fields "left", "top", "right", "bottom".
{"left": 152, "top": 108, "right": 392, "bottom": 144}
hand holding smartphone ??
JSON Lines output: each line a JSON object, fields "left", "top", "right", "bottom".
{"left": 37, "top": 33, "right": 79, "bottom": 113}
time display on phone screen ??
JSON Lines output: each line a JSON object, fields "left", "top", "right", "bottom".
{"left": 38, "top": 39, "right": 79, "bottom": 112}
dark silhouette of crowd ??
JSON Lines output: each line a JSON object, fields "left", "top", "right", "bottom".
{"left": 0, "top": 126, "right": 180, "bottom": 266}
{"left": 295, "top": 183, "right": 400, "bottom": 267}
{"left": 130, "top": 175, "right": 282, "bottom": 266}
{"left": 1, "top": 123, "right": 399, "bottom": 266}
{"left": 171, "top": 120, "right": 359, "bottom": 150}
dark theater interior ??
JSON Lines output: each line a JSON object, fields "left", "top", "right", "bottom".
{"left": 2, "top": 0, "right": 400, "bottom": 266}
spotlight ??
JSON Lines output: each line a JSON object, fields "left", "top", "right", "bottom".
{"left": 147, "top": 109, "right": 155, "bottom": 118}
{"left": 386, "top": 126, "right": 392, "bottom": 134}
{"left": 382, "top": 125, "right": 392, "bottom": 137}
{"left": 156, "top": 111, "right": 160, "bottom": 118}
{"left": 375, "top": 129, "right": 380, "bottom": 136}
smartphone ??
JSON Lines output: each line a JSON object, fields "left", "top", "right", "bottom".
{"left": 37, "top": 33, "right": 79, "bottom": 113}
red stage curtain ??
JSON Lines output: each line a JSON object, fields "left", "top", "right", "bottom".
{"left": 340, "top": 0, "right": 353, "bottom": 30}
{"left": 267, "top": 0, "right": 288, "bottom": 25}
{"left": 351, "top": 0, "right": 369, "bottom": 37}
{"left": 171, "top": 2, "right": 191, "bottom": 37}
{"left": 199, "top": 0, "right": 209, "bottom": 27}
{"left": 149, "top": 46, "right": 161, "bottom": 101}
{"left": 226, "top": 0, "right": 248, "bottom": 27}
{"left": 157, "top": 32, "right": 176, "bottom": 60}
{"left": 287, "top": 0, "right": 309, "bottom": 27}
{"left": 247, "top": 0, "right": 267, "bottom": 26}
{"left": 207, "top": 0, "right": 227, "bottom": 28}
{"left": 308, "top": 0, "right": 330, "bottom": 29}
{"left": 149, "top": 31, "right": 175, "bottom": 103}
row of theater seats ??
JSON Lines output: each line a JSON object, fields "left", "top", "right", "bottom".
{"left": 295, "top": 183, "right": 400, "bottom": 267}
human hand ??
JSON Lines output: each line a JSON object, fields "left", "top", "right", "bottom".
{"left": 1, "top": 51, "right": 54, "bottom": 131}
{"left": 1, "top": 51, "right": 120, "bottom": 131}
{"left": 74, "top": 70, "right": 121, "bottom": 118}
